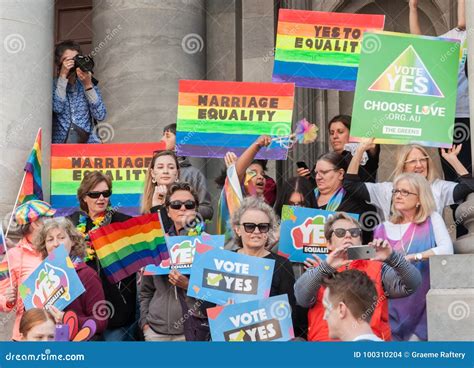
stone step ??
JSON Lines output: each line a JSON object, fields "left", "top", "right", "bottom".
{"left": 427, "top": 289, "right": 474, "bottom": 341}
{"left": 429, "top": 254, "right": 474, "bottom": 289}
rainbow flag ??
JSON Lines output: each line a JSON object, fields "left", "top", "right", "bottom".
{"left": 216, "top": 165, "right": 244, "bottom": 241}
{"left": 176, "top": 80, "right": 295, "bottom": 160}
{"left": 0, "top": 228, "right": 9, "bottom": 281}
{"left": 51, "top": 142, "right": 165, "bottom": 216}
{"left": 272, "top": 9, "right": 385, "bottom": 91}
{"left": 89, "top": 213, "right": 168, "bottom": 284}
{"left": 18, "top": 128, "right": 43, "bottom": 205}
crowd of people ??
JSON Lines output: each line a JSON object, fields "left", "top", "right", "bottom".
{"left": 0, "top": 0, "right": 471, "bottom": 343}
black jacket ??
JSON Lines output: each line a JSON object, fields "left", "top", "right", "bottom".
{"left": 68, "top": 211, "right": 137, "bottom": 329}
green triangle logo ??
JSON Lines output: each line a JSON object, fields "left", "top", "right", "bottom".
{"left": 368, "top": 45, "right": 444, "bottom": 98}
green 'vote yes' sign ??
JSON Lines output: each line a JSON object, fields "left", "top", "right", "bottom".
{"left": 350, "top": 31, "right": 460, "bottom": 148}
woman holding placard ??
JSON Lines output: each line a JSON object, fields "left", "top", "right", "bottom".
{"left": 140, "top": 182, "right": 206, "bottom": 341}
{"left": 230, "top": 197, "right": 297, "bottom": 324}
{"left": 344, "top": 140, "right": 474, "bottom": 223}
{"left": 373, "top": 173, "right": 453, "bottom": 341}
{"left": 294, "top": 212, "right": 421, "bottom": 341}
{"left": 34, "top": 217, "right": 107, "bottom": 338}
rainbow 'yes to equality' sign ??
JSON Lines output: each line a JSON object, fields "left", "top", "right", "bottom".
{"left": 143, "top": 235, "right": 225, "bottom": 275}
{"left": 19, "top": 245, "right": 85, "bottom": 311}
{"left": 187, "top": 247, "right": 275, "bottom": 305}
{"left": 207, "top": 294, "right": 294, "bottom": 342}
{"left": 176, "top": 80, "right": 295, "bottom": 160}
{"left": 51, "top": 142, "right": 165, "bottom": 216}
{"left": 350, "top": 32, "right": 460, "bottom": 148}
{"left": 278, "top": 206, "right": 359, "bottom": 263}
{"left": 272, "top": 9, "right": 385, "bottom": 91}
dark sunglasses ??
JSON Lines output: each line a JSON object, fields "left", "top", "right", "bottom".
{"left": 241, "top": 223, "right": 271, "bottom": 234}
{"left": 331, "top": 227, "right": 361, "bottom": 238}
{"left": 168, "top": 200, "right": 197, "bottom": 210}
{"left": 86, "top": 190, "right": 112, "bottom": 199}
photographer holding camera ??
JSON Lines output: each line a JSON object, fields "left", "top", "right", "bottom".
{"left": 52, "top": 40, "right": 107, "bottom": 143}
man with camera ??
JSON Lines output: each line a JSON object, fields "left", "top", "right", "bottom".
{"left": 52, "top": 40, "right": 107, "bottom": 143}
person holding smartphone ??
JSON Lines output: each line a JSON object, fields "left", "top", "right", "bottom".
{"left": 294, "top": 212, "right": 421, "bottom": 342}
{"left": 68, "top": 171, "right": 136, "bottom": 341}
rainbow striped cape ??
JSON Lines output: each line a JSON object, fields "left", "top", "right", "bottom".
{"left": 18, "top": 128, "right": 43, "bottom": 205}
{"left": 216, "top": 165, "right": 244, "bottom": 241}
{"left": 0, "top": 228, "right": 9, "bottom": 281}
{"left": 89, "top": 213, "right": 168, "bottom": 284}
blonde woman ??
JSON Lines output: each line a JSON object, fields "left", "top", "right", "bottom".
{"left": 374, "top": 173, "right": 453, "bottom": 341}
{"left": 344, "top": 141, "right": 473, "bottom": 222}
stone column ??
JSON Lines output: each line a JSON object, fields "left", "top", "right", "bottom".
{"left": 0, "top": 0, "right": 54, "bottom": 224}
{"left": 205, "top": 0, "right": 238, "bottom": 232}
{"left": 427, "top": 255, "right": 474, "bottom": 340}
{"left": 91, "top": 0, "right": 206, "bottom": 143}
{"left": 0, "top": 0, "right": 53, "bottom": 341}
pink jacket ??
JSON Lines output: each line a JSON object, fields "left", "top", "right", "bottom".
{"left": 0, "top": 237, "right": 42, "bottom": 341}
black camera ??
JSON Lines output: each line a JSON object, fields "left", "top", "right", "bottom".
{"left": 73, "top": 55, "right": 94, "bottom": 73}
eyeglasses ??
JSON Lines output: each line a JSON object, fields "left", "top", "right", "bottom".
{"left": 240, "top": 223, "right": 271, "bottom": 234}
{"left": 86, "top": 190, "right": 112, "bottom": 199}
{"left": 404, "top": 157, "right": 429, "bottom": 166}
{"left": 168, "top": 200, "right": 197, "bottom": 210}
{"left": 331, "top": 227, "right": 362, "bottom": 238}
{"left": 391, "top": 189, "right": 418, "bottom": 197}
{"left": 314, "top": 168, "right": 338, "bottom": 176}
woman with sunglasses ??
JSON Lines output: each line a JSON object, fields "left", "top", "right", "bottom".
{"left": 345, "top": 141, "right": 474, "bottom": 224}
{"left": 230, "top": 197, "right": 298, "bottom": 328}
{"left": 140, "top": 183, "right": 209, "bottom": 341}
{"left": 294, "top": 212, "right": 421, "bottom": 341}
{"left": 373, "top": 173, "right": 453, "bottom": 341}
{"left": 68, "top": 171, "right": 137, "bottom": 341}
{"left": 34, "top": 218, "right": 107, "bottom": 339}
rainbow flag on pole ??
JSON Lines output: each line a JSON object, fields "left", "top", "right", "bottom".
{"left": 18, "top": 128, "right": 43, "bottom": 205}
{"left": 0, "top": 228, "right": 10, "bottom": 281}
{"left": 216, "top": 165, "right": 244, "bottom": 241}
{"left": 89, "top": 213, "right": 168, "bottom": 284}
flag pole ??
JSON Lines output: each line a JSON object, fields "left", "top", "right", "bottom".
{"left": 5, "top": 127, "right": 41, "bottom": 238}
